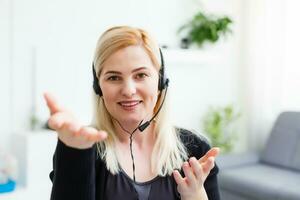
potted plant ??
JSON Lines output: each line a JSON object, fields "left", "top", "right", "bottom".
{"left": 202, "top": 105, "right": 240, "bottom": 153}
{"left": 178, "top": 10, "right": 233, "bottom": 48}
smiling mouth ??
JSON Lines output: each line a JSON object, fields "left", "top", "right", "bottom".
{"left": 118, "top": 100, "right": 142, "bottom": 108}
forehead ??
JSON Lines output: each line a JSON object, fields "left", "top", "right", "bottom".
{"left": 101, "top": 45, "right": 157, "bottom": 73}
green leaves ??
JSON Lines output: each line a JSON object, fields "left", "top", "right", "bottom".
{"left": 202, "top": 105, "right": 240, "bottom": 153}
{"left": 178, "top": 11, "right": 233, "bottom": 47}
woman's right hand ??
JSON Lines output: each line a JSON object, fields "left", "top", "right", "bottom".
{"left": 43, "top": 92, "right": 107, "bottom": 149}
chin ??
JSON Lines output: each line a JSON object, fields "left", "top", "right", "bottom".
{"left": 123, "top": 117, "right": 143, "bottom": 124}
{"left": 117, "top": 114, "right": 145, "bottom": 124}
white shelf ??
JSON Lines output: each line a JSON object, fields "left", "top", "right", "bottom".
{"left": 163, "top": 48, "right": 226, "bottom": 66}
{"left": 4, "top": 130, "right": 57, "bottom": 200}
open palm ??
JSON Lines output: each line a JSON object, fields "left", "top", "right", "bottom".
{"left": 44, "top": 92, "right": 107, "bottom": 149}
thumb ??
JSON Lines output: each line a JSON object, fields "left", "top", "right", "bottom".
{"left": 199, "top": 147, "right": 220, "bottom": 163}
{"left": 43, "top": 92, "right": 64, "bottom": 115}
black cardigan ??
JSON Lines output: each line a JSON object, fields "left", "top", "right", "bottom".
{"left": 49, "top": 128, "right": 220, "bottom": 200}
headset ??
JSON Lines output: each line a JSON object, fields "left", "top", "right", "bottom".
{"left": 92, "top": 48, "right": 169, "bottom": 132}
{"left": 92, "top": 47, "right": 169, "bottom": 182}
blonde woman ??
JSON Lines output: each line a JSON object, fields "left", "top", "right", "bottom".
{"left": 45, "top": 26, "right": 220, "bottom": 200}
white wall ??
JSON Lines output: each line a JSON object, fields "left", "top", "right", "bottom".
{"left": 1, "top": 0, "right": 244, "bottom": 151}
{"left": 0, "top": 0, "right": 12, "bottom": 151}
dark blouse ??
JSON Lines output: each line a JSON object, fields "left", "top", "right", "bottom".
{"left": 49, "top": 128, "right": 220, "bottom": 200}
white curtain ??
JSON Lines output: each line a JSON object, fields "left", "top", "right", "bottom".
{"left": 242, "top": 0, "right": 300, "bottom": 150}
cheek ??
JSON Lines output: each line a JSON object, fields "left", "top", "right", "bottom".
{"left": 145, "top": 86, "right": 159, "bottom": 106}
{"left": 147, "top": 77, "right": 159, "bottom": 104}
{"left": 101, "top": 86, "right": 117, "bottom": 108}
{"left": 101, "top": 82, "right": 116, "bottom": 98}
{"left": 102, "top": 95, "right": 118, "bottom": 117}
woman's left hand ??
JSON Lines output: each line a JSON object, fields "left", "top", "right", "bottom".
{"left": 173, "top": 147, "right": 220, "bottom": 200}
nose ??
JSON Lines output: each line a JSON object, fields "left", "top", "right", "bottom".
{"left": 121, "top": 79, "right": 137, "bottom": 97}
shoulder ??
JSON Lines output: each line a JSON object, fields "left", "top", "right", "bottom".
{"left": 176, "top": 127, "right": 211, "bottom": 159}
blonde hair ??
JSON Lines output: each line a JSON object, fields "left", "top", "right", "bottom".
{"left": 92, "top": 26, "right": 187, "bottom": 176}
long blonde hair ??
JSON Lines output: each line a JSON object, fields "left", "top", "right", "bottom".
{"left": 92, "top": 26, "right": 187, "bottom": 176}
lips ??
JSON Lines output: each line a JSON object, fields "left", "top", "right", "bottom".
{"left": 118, "top": 100, "right": 142, "bottom": 109}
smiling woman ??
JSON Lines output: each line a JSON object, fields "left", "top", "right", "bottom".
{"left": 45, "top": 26, "right": 221, "bottom": 200}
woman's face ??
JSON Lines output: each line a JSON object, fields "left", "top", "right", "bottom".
{"left": 99, "top": 45, "right": 159, "bottom": 126}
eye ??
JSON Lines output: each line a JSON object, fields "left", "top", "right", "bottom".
{"left": 135, "top": 73, "right": 148, "bottom": 79}
{"left": 107, "top": 75, "right": 121, "bottom": 81}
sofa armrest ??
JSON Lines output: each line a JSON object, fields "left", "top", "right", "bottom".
{"left": 216, "top": 152, "right": 260, "bottom": 170}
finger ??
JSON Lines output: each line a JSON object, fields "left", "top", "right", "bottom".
{"left": 199, "top": 147, "right": 220, "bottom": 163}
{"left": 43, "top": 92, "right": 64, "bottom": 115}
{"left": 182, "top": 161, "right": 196, "bottom": 186}
{"left": 173, "top": 170, "right": 185, "bottom": 186}
{"left": 202, "top": 156, "right": 215, "bottom": 174}
{"left": 79, "top": 126, "right": 107, "bottom": 142}
{"left": 189, "top": 157, "right": 203, "bottom": 180}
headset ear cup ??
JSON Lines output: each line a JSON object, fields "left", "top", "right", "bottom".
{"left": 158, "top": 48, "right": 169, "bottom": 91}
{"left": 158, "top": 74, "right": 169, "bottom": 91}
{"left": 158, "top": 68, "right": 163, "bottom": 91}
{"left": 92, "top": 64, "right": 103, "bottom": 96}
{"left": 93, "top": 80, "right": 102, "bottom": 96}
{"left": 158, "top": 68, "right": 166, "bottom": 91}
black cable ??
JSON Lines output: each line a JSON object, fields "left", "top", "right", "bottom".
{"left": 114, "top": 117, "right": 143, "bottom": 136}
{"left": 113, "top": 86, "right": 168, "bottom": 183}
{"left": 129, "top": 133, "right": 136, "bottom": 182}
{"left": 113, "top": 118, "right": 142, "bottom": 182}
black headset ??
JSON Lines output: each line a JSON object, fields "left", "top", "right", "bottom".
{"left": 92, "top": 47, "right": 169, "bottom": 182}
{"left": 92, "top": 48, "right": 169, "bottom": 96}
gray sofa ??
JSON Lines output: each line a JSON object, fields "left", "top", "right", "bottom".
{"left": 217, "top": 111, "right": 300, "bottom": 200}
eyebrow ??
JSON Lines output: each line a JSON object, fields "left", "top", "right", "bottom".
{"left": 104, "top": 67, "right": 148, "bottom": 75}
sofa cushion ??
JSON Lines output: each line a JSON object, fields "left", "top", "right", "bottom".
{"left": 219, "top": 163, "right": 300, "bottom": 200}
{"left": 260, "top": 112, "right": 300, "bottom": 171}
{"left": 220, "top": 190, "right": 250, "bottom": 200}
{"left": 291, "top": 140, "right": 300, "bottom": 170}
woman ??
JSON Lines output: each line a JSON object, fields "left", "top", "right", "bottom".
{"left": 45, "top": 26, "right": 220, "bottom": 200}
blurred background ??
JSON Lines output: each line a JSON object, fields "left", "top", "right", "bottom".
{"left": 0, "top": 0, "right": 300, "bottom": 199}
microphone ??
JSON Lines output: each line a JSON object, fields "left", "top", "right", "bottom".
{"left": 138, "top": 79, "right": 169, "bottom": 132}
{"left": 138, "top": 121, "right": 150, "bottom": 132}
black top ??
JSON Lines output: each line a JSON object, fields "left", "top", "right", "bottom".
{"left": 49, "top": 128, "right": 220, "bottom": 200}
{"left": 132, "top": 182, "right": 151, "bottom": 200}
